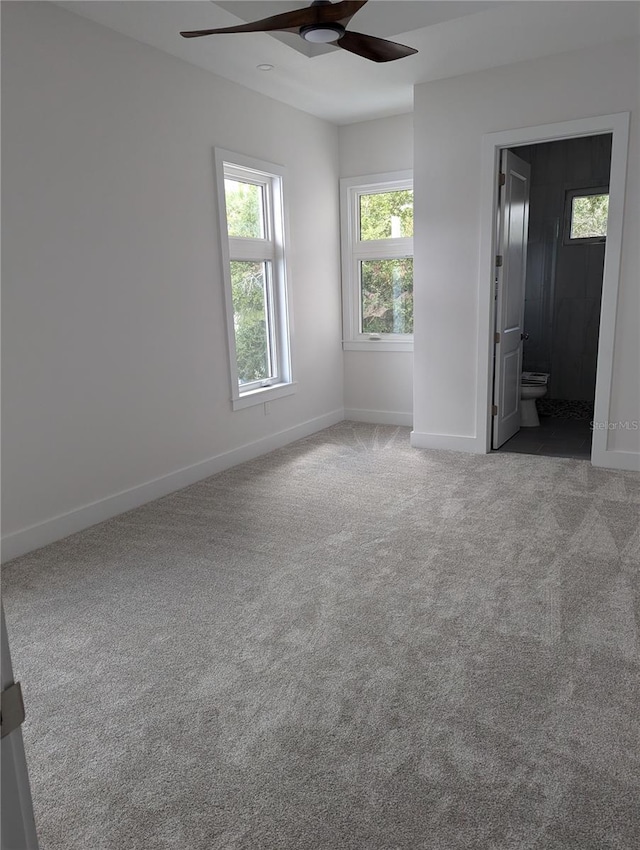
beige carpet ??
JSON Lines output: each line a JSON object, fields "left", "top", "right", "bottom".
{"left": 3, "top": 422, "right": 640, "bottom": 849}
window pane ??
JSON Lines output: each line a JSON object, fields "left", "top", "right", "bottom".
{"left": 361, "top": 258, "right": 413, "bottom": 334}
{"left": 230, "top": 261, "right": 274, "bottom": 384}
{"left": 359, "top": 190, "right": 413, "bottom": 240}
{"left": 570, "top": 193, "right": 609, "bottom": 239}
{"left": 224, "top": 179, "right": 265, "bottom": 239}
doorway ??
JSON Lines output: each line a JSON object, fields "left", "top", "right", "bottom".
{"left": 475, "top": 112, "right": 630, "bottom": 468}
{"left": 493, "top": 134, "right": 612, "bottom": 459}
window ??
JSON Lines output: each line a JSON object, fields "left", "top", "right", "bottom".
{"left": 340, "top": 171, "right": 414, "bottom": 351}
{"left": 215, "top": 150, "right": 294, "bottom": 410}
{"left": 564, "top": 186, "right": 609, "bottom": 244}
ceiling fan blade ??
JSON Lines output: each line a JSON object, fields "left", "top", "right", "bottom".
{"left": 337, "top": 30, "right": 418, "bottom": 63}
{"left": 181, "top": 1, "right": 368, "bottom": 39}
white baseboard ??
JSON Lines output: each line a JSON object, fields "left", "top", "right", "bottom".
{"left": 1, "top": 408, "right": 345, "bottom": 564}
{"left": 410, "top": 430, "right": 485, "bottom": 453}
{"left": 344, "top": 408, "right": 413, "bottom": 427}
{"left": 591, "top": 448, "right": 640, "bottom": 472}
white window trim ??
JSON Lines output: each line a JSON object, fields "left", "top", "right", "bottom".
{"left": 215, "top": 149, "right": 295, "bottom": 410}
{"left": 340, "top": 170, "right": 414, "bottom": 352}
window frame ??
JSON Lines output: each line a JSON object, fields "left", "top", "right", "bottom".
{"left": 340, "top": 170, "right": 414, "bottom": 352}
{"left": 563, "top": 185, "right": 609, "bottom": 245}
{"left": 215, "top": 149, "right": 295, "bottom": 411}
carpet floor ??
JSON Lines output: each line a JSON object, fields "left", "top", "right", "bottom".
{"left": 3, "top": 422, "right": 640, "bottom": 849}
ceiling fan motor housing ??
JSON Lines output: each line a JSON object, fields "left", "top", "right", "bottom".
{"left": 300, "top": 23, "right": 345, "bottom": 43}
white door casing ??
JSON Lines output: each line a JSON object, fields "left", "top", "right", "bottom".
{"left": 476, "top": 113, "right": 631, "bottom": 469}
{"left": 492, "top": 149, "right": 530, "bottom": 449}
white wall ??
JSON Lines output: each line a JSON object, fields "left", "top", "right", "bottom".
{"left": 413, "top": 37, "right": 639, "bottom": 467}
{"left": 1, "top": 1, "right": 344, "bottom": 559}
{"left": 339, "top": 113, "right": 414, "bottom": 424}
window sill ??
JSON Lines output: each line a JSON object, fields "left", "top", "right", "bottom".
{"left": 232, "top": 382, "right": 297, "bottom": 411}
{"left": 564, "top": 237, "right": 606, "bottom": 246}
{"left": 343, "top": 340, "right": 413, "bottom": 353}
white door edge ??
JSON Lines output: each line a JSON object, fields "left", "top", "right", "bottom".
{"left": 492, "top": 149, "right": 530, "bottom": 450}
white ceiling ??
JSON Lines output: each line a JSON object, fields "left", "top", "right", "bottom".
{"left": 55, "top": 1, "right": 640, "bottom": 124}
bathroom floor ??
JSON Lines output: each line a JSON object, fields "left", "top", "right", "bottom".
{"left": 497, "top": 415, "right": 593, "bottom": 459}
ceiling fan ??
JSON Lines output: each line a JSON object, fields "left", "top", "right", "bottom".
{"left": 180, "top": 0, "right": 418, "bottom": 63}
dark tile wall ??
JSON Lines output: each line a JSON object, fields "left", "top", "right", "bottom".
{"left": 513, "top": 135, "right": 612, "bottom": 401}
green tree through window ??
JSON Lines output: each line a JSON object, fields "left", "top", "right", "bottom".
{"left": 360, "top": 190, "right": 413, "bottom": 240}
{"left": 224, "top": 179, "right": 264, "bottom": 239}
{"left": 570, "top": 193, "right": 609, "bottom": 239}
{"left": 361, "top": 258, "right": 413, "bottom": 334}
{"left": 230, "top": 261, "right": 271, "bottom": 384}
{"left": 358, "top": 189, "right": 413, "bottom": 334}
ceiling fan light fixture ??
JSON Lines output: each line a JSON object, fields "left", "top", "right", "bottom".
{"left": 180, "top": 2, "right": 419, "bottom": 63}
{"left": 299, "top": 23, "right": 345, "bottom": 44}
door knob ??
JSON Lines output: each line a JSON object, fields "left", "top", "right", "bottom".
{"left": 521, "top": 332, "right": 529, "bottom": 340}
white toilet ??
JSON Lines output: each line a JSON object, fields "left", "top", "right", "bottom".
{"left": 521, "top": 372, "right": 549, "bottom": 427}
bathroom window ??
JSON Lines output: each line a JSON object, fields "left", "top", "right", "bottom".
{"left": 340, "top": 171, "right": 414, "bottom": 351}
{"left": 564, "top": 187, "right": 609, "bottom": 244}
